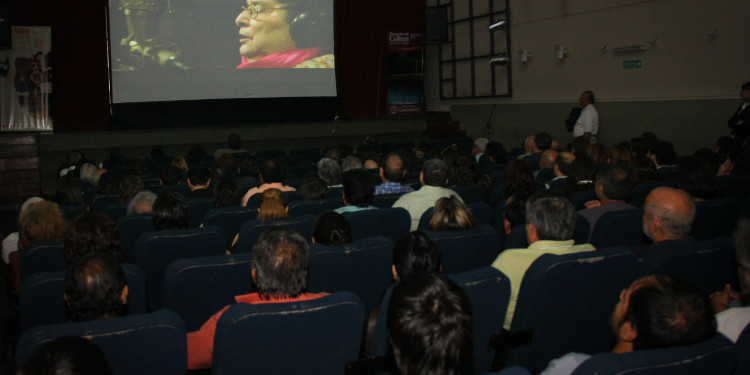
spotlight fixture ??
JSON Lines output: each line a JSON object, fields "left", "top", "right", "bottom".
{"left": 488, "top": 19, "right": 506, "bottom": 31}
{"left": 489, "top": 53, "right": 509, "bottom": 66}
{"left": 555, "top": 45, "right": 568, "bottom": 60}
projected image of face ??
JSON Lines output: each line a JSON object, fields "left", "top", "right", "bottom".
{"left": 236, "top": 0, "right": 296, "bottom": 60}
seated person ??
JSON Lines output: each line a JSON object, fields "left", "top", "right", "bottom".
{"left": 540, "top": 274, "right": 716, "bottom": 375}
{"left": 428, "top": 196, "right": 478, "bottom": 232}
{"left": 187, "top": 228, "right": 329, "bottom": 369}
{"left": 502, "top": 191, "right": 531, "bottom": 237}
{"left": 64, "top": 251, "right": 128, "bottom": 322}
{"left": 393, "top": 158, "right": 464, "bottom": 231}
{"left": 388, "top": 271, "right": 473, "bottom": 375}
{"left": 257, "top": 188, "right": 291, "bottom": 221}
{"left": 118, "top": 176, "right": 144, "bottom": 204}
{"left": 299, "top": 176, "right": 328, "bottom": 200}
{"left": 213, "top": 177, "right": 243, "bottom": 207}
{"left": 312, "top": 211, "right": 352, "bottom": 245}
{"left": 187, "top": 164, "right": 212, "bottom": 198}
{"left": 17, "top": 336, "right": 112, "bottom": 375}
{"left": 64, "top": 211, "right": 124, "bottom": 267}
{"left": 375, "top": 153, "right": 414, "bottom": 195}
{"left": 317, "top": 157, "right": 343, "bottom": 187}
{"left": 334, "top": 169, "right": 378, "bottom": 213}
{"left": 710, "top": 218, "right": 750, "bottom": 343}
{"left": 392, "top": 231, "right": 441, "bottom": 281}
{"left": 127, "top": 190, "right": 157, "bottom": 215}
{"left": 151, "top": 192, "right": 190, "bottom": 231}
{"left": 241, "top": 158, "right": 295, "bottom": 206}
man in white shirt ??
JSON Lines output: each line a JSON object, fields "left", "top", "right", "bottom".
{"left": 573, "top": 91, "right": 599, "bottom": 142}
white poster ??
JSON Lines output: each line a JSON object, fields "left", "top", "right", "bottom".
{"left": 0, "top": 26, "right": 52, "bottom": 131}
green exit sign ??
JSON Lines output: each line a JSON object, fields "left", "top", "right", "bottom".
{"left": 623, "top": 60, "right": 643, "bottom": 69}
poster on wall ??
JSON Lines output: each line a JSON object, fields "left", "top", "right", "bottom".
{"left": 386, "top": 32, "right": 424, "bottom": 117}
{"left": 0, "top": 26, "right": 53, "bottom": 132}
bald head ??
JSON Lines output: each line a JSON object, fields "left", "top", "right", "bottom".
{"left": 540, "top": 149, "right": 559, "bottom": 169}
{"left": 381, "top": 153, "right": 406, "bottom": 183}
{"left": 643, "top": 187, "right": 695, "bottom": 242}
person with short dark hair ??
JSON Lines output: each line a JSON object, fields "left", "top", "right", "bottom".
{"left": 388, "top": 271, "right": 473, "bottom": 375}
{"left": 187, "top": 164, "right": 212, "bottom": 198}
{"left": 375, "top": 153, "right": 414, "bottom": 195}
{"left": 578, "top": 163, "right": 637, "bottom": 240}
{"left": 676, "top": 156, "right": 719, "bottom": 201}
{"left": 523, "top": 133, "right": 552, "bottom": 171}
{"left": 240, "top": 158, "right": 296, "bottom": 206}
{"left": 648, "top": 141, "right": 677, "bottom": 180}
{"left": 213, "top": 177, "right": 243, "bottom": 207}
{"left": 299, "top": 176, "right": 328, "bottom": 200}
{"left": 540, "top": 274, "right": 716, "bottom": 374}
{"left": 391, "top": 231, "right": 441, "bottom": 281}
{"left": 312, "top": 211, "right": 353, "bottom": 245}
{"left": 728, "top": 81, "right": 750, "bottom": 143}
{"left": 152, "top": 191, "right": 190, "bottom": 231}
{"left": 65, "top": 252, "right": 128, "bottom": 322}
{"left": 64, "top": 212, "right": 124, "bottom": 267}
{"left": 573, "top": 90, "right": 599, "bottom": 142}
{"left": 187, "top": 228, "right": 329, "bottom": 369}
{"left": 492, "top": 192, "right": 595, "bottom": 329}
{"left": 393, "top": 159, "right": 464, "bottom": 230}
{"left": 547, "top": 152, "right": 575, "bottom": 191}
{"left": 17, "top": 336, "right": 113, "bottom": 375}
{"left": 335, "top": 169, "right": 377, "bottom": 213}
{"left": 159, "top": 165, "right": 182, "bottom": 186}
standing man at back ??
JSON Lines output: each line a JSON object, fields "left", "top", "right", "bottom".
{"left": 573, "top": 91, "right": 599, "bottom": 142}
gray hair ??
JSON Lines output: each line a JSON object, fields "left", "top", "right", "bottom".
{"left": 526, "top": 196, "right": 576, "bottom": 241}
{"left": 341, "top": 156, "right": 363, "bottom": 173}
{"left": 644, "top": 192, "right": 695, "bottom": 239}
{"left": 317, "top": 157, "right": 342, "bottom": 186}
{"left": 474, "top": 138, "right": 489, "bottom": 151}
{"left": 79, "top": 163, "right": 99, "bottom": 185}
{"left": 127, "top": 190, "right": 157, "bottom": 215}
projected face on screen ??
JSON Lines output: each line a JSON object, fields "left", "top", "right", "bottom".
{"left": 236, "top": 1, "right": 296, "bottom": 59}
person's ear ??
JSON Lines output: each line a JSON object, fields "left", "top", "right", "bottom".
{"left": 619, "top": 320, "right": 637, "bottom": 343}
{"left": 419, "top": 172, "right": 425, "bottom": 185}
{"left": 391, "top": 265, "right": 399, "bottom": 282}
{"left": 311, "top": 237, "right": 316, "bottom": 243}
{"left": 527, "top": 223, "right": 540, "bottom": 243}
{"left": 120, "top": 285, "right": 129, "bottom": 304}
{"left": 251, "top": 269, "right": 257, "bottom": 284}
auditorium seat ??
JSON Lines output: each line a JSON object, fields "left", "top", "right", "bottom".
{"left": 288, "top": 197, "right": 342, "bottom": 216}
{"left": 692, "top": 196, "right": 741, "bottom": 242}
{"left": 116, "top": 213, "right": 156, "bottom": 262}
{"left": 102, "top": 201, "right": 128, "bottom": 221}
{"left": 20, "top": 241, "right": 65, "bottom": 281}
{"left": 587, "top": 209, "right": 647, "bottom": 249}
{"left": 343, "top": 207, "right": 410, "bottom": 243}
{"left": 371, "top": 192, "right": 406, "bottom": 208}
{"left": 187, "top": 196, "right": 217, "bottom": 228}
{"left": 202, "top": 206, "right": 258, "bottom": 246}
{"left": 234, "top": 215, "right": 316, "bottom": 253}
{"left": 451, "top": 183, "right": 488, "bottom": 204}
{"left": 423, "top": 225, "right": 502, "bottom": 274}
{"left": 628, "top": 180, "right": 676, "bottom": 208}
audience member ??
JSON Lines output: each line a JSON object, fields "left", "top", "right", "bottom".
{"left": 187, "top": 164, "right": 212, "bottom": 198}
{"left": 257, "top": 188, "right": 290, "bottom": 221}
{"left": 118, "top": 175, "right": 144, "bottom": 203}
{"left": 632, "top": 155, "right": 660, "bottom": 184}
{"left": 375, "top": 153, "right": 414, "bottom": 195}
{"left": 524, "top": 132, "right": 552, "bottom": 170}
{"left": 64, "top": 211, "right": 124, "bottom": 266}
{"left": 341, "top": 155, "right": 363, "bottom": 173}
{"left": 213, "top": 177, "right": 243, "bottom": 207}
{"left": 492, "top": 193, "right": 595, "bottom": 328}
{"left": 16, "top": 336, "right": 113, "bottom": 375}
{"left": 241, "top": 158, "right": 295, "bottom": 206}
{"left": 515, "top": 135, "right": 536, "bottom": 160}
{"left": 126, "top": 190, "right": 157, "bottom": 215}
{"left": 502, "top": 191, "right": 531, "bottom": 237}
{"left": 388, "top": 271, "right": 473, "bottom": 375}
{"left": 484, "top": 141, "right": 507, "bottom": 167}
{"left": 152, "top": 191, "right": 190, "bottom": 231}
{"left": 710, "top": 218, "right": 750, "bottom": 343}
{"left": 187, "top": 228, "right": 329, "bottom": 369}
{"left": 214, "top": 133, "right": 248, "bottom": 159}
{"left": 578, "top": 163, "right": 636, "bottom": 239}
{"left": 504, "top": 160, "right": 536, "bottom": 197}
{"left": 393, "top": 158, "right": 464, "bottom": 231}
{"left": 299, "top": 176, "right": 328, "bottom": 200}
{"left": 335, "top": 169, "right": 377, "bottom": 213}
{"left": 540, "top": 274, "right": 716, "bottom": 375}
{"left": 2, "top": 197, "right": 44, "bottom": 265}
{"left": 64, "top": 252, "right": 128, "bottom": 322}
{"left": 564, "top": 157, "right": 597, "bottom": 197}
{"left": 547, "top": 152, "right": 575, "bottom": 191}
{"left": 317, "top": 157, "right": 343, "bottom": 187}
{"left": 631, "top": 187, "right": 695, "bottom": 259}
{"left": 586, "top": 143, "right": 608, "bottom": 165}
{"left": 536, "top": 149, "right": 559, "bottom": 184}
{"left": 172, "top": 156, "right": 189, "bottom": 175}
{"left": 391, "top": 231, "right": 441, "bottom": 281}
{"left": 676, "top": 156, "right": 720, "bottom": 201}
{"left": 428, "top": 196, "right": 478, "bottom": 232}
{"left": 159, "top": 165, "right": 182, "bottom": 186}
{"left": 55, "top": 176, "right": 84, "bottom": 207}
{"left": 648, "top": 141, "right": 677, "bottom": 180}
{"left": 472, "top": 137, "right": 489, "bottom": 162}
{"left": 312, "top": 211, "right": 352, "bottom": 245}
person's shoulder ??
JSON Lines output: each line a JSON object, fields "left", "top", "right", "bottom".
{"left": 539, "top": 352, "right": 592, "bottom": 375}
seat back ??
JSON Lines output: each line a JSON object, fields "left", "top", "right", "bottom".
{"left": 343, "top": 207, "right": 410, "bottom": 243}
{"left": 370, "top": 267, "right": 511, "bottom": 374}
{"left": 19, "top": 263, "right": 147, "bottom": 333}
{"left": 308, "top": 236, "right": 393, "bottom": 311}
{"left": 89, "top": 195, "right": 119, "bottom": 212}
{"left": 570, "top": 189, "right": 597, "bottom": 211}
{"left": 451, "top": 184, "right": 487, "bottom": 204}
{"left": 162, "top": 252, "right": 254, "bottom": 332}
{"left": 417, "top": 202, "right": 494, "bottom": 231}
{"left": 572, "top": 334, "right": 737, "bottom": 375}
{"left": 288, "top": 197, "right": 343, "bottom": 216}
{"left": 134, "top": 225, "right": 227, "bottom": 309}
{"left": 234, "top": 215, "right": 316, "bottom": 253}
{"left": 734, "top": 323, "right": 750, "bottom": 375}
{"left": 211, "top": 292, "right": 364, "bottom": 375}
{"left": 504, "top": 224, "right": 528, "bottom": 250}
{"left": 588, "top": 209, "right": 647, "bottom": 248}
{"left": 102, "top": 202, "right": 128, "bottom": 221}
{"left": 424, "top": 225, "right": 502, "bottom": 274}
{"left": 507, "top": 246, "right": 639, "bottom": 372}
{"left": 16, "top": 310, "right": 187, "bottom": 375}
{"left": 628, "top": 180, "right": 676, "bottom": 208}
{"left": 20, "top": 241, "right": 65, "bottom": 281}
{"left": 116, "top": 214, "right": 156, "bottom": 262}
{"left": 372, "top": 193, "right": 405, "bottom": 208}
{"left": 692, "top": 196, "right": 741, "bottom": 242}
{"left": 60, "top": 205, "right": 86, "bottom": 222}
{"left": 202, "top": 206, "right": 258, "bottom": 245}
{"left": 641, "top": 236, "right": 736, "bottom": 296}
{"left": 187, "top": 197, "right": 217, "bottom": 228}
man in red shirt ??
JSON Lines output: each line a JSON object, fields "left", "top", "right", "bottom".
{"left": 187, "top": 228, "right": 328, "bottom": 369}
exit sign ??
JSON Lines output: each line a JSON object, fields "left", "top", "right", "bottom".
{"left": 623, "top": 60, "right": 643, "bottom": 69}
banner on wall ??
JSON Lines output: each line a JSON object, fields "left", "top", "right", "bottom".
{"left": 0, "top": 26, "right": 53, "bottom": 132}
{"left": 386, "top": 32, "right": 424, "bottom": 117}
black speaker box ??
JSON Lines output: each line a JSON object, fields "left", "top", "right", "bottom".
{"left": 0, "top": 4, "right": 10, "bottom": 50}
{"left": 425, "top": 6, "right": 448, "bottom": 43}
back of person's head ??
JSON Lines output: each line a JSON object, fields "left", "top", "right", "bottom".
{"left": 392, "top": 231, "right": 441, "bottom": 280}
{"left": 64, "top": 212, "right": 123, "bottom": 266}
{"left": 422, "top": 158, "right": 450, "bottom": 187}
{"left": 126, "top": 190, "right": 157, "bottom": 215}
{"left": 312, "top": 211, "right": 352, "bottom": 245}
{"left": 257, "top": 188, "right": 290, "bottom": 221}
{"left": 55, "top": 176, "right": 84, "bottom": 207}
{"left": 607, "top": 144, "right": 633, "bottom": 164}
{"left": 567, "top": 157, "right": 597, "bottom": 188}
{"left": 504, "top": 191, "right": 531, "bottom": 229}
{"left": 151, "top": 191, "right": 189, "bottom": 231}
{"left": 473, "top": 138, "right": 489, "bottom": 152}
{"left": 587, "top": 143, "right": 608, "bottom": 165}
{"left": 341, "top": 156, "right": 363, "bottom": 173}
{"left": 382, "top": 153, "right": 407, "bottom": 183}
{"left": 118, "top": 175, "right": 144, "bottom": 203}
{"left": 534, "top": 133, "right": 552, "bottom": 151}
{"left": 504, "top": 159, "right": 535, "bottom": 196}
{"left": 485, "top": 141, "right": 506, "bottom": 163}
{"left": 597, "top": 163, "right": 635, "bottom": 201}
{"left": 622, "top": 274, "right": 716, "bottom": 351}
{"left": 227, "top": 133, "right": 242, "bottom": 150}
{"left": 159, "top": 165, "right": 182, "bottom": 186}
{"left": 18, "top": 200, "right": 67, "bottom": 250}
{"left": 643, "top": 187, "right": 695, "bottom": 240}
{"left": 79, "top": 163, "right": 99, "bottom": 186}
{"left": 650, "top": 141, "right": 677, "bottom": 166}
{"left": 526, "top": 192, "right": 576, "bottom": 241}
{"left": 259, "top": 158, "right": 285, "bottom": 184}
{"left": 633, "top": 155, "right": 659, "bottom": 184}
{"left": 187, "top": 164, "right": 211, "bottom": 186}
{"left": 213, "top": 177, "right": 243, "bottom": 207}
{"left": 17, "top": 336, "right": 112, "bottom": 375}
{"left": 388, "top": 271, "right": 473, "bottom": 375}
{"left": 252, "top": 228, "right": 309, "bottom": 299}
{"left": 342, "top": 169, "right": 376, "bottom": 207}
{"left": 64, "top": 252, "right": 127, "bottom": 322}
{"left": 299, "top": 176, "right": 328, "bottom": 200}
{"left": 428, "top": 196, "right": 478, "bottom": 232}
{"left": 96, "top": 172, "right": 120, "bottom": 196}
{"left": 172, "top": 156, "right": 189, "bottom": 173}
{"left": 676, "top": 156, "right": 719, "bottom": 200}
{"left": 317, "top": 157, "right": 342, "bottom": 186}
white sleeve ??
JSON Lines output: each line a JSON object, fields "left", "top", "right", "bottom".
{"left": 539, "top": 352, "right": 592, "bottom": 375}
